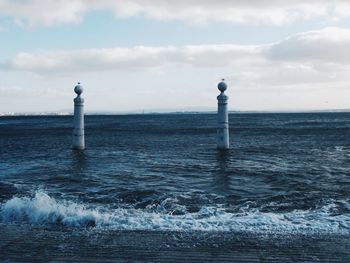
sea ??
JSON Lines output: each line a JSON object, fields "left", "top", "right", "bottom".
{"left": 1, "top": 113, "right": 350, "bottom": 262}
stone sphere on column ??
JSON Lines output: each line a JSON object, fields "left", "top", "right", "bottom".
{"left": 74, "top": 82, "right": 83, "bottom": 95}
{"left": 218, "top": 80, "right": 227, "bottom": 92}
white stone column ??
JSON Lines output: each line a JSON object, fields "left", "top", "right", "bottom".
{"left": 73, "top": 82, "right": 85, "bottom": 150}
{"left": 217, "top": 79, "right": 229, "bottom": 150}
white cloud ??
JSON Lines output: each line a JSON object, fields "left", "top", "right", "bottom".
{"left": 2, "top": 27, "right": 350, "bottom": 112}
{"left": 2, "top": 27, "right": 350, "bottom": 90}
{"left": 233, "top": 26, "right": 350, "bottom": 88}
{"left": 0, "top": 0, "right": 85, "bottom": 27}
{"left": 1, "top": 45, "right": 261, "bottom": 75}
{"left": 1, "top": 0, "right": 350, "bottom": 27}
{"left": 266, "top": 27, "right": 350, "bottom": 63}
{"left": 1, "top": 26, "right": 349, "bottom": 113}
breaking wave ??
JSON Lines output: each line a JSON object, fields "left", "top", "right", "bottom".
{"left": 1, "top": 191, "right": 350, "bottom": 235}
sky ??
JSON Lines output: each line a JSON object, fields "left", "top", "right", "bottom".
{"left": 1, "top": 0, "right": 350, "bottom": 113}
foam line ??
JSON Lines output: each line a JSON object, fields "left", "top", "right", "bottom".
{"left": 1, "top": 191, "right": 349, "bottom": 234}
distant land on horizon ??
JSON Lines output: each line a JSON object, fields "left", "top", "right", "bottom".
{"left": 2, "top": 108, "right": 350, "bottom": 116}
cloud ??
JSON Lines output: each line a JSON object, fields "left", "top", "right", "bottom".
{"left": 1, "top": 45, "right": 261, "bottom": 75}
{"left": 4, "top": 25, "right": 341, "bottom": 68}
{"left": 238, "top": 26, "right": 350, "bottom": 88}
{"left": 1, "top": 26, "right": 350, "bottom": 112}
{"left": 1, "top": 0, "right": 350, "bottom": 27}
{"left": 266, "top": 27, "right": 350, "bottom": 63}
{"left": 0, "top": 0, "right": 85, "bottom": 27}
{"left": 2, "top": 27, "right": 350, "bottom": 85}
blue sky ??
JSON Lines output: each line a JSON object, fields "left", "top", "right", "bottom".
{"left": 1, "top": 0, "right": 350, "bottom": 113}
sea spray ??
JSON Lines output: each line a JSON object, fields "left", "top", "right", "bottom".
{"left": 0, "top": 191, "right": 103, "bottom": 227}
{"left": 1, "top": 191, "right": 350, "bottom": 235}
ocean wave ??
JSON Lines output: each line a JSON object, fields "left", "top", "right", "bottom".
{"left": 1, "top": 191, "right": 349, "bottom": 234}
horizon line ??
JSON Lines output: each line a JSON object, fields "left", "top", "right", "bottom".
{"left": 2, "top": 108, "right": 350, "bottom": 116}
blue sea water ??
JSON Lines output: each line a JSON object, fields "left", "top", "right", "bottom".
{"left": 1, "top": 113, "right": 350, "bottom": 261}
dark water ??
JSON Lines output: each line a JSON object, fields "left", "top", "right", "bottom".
{"left": 1, "top": 113, "right": 350, "bottom": 262}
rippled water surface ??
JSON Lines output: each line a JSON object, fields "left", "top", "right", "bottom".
{"left": 1, "top": 113, "right": 350, "bottom": 262}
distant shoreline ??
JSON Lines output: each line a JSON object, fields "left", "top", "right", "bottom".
{"left": 2, "top": 109, "right": 350, "bottom": 117}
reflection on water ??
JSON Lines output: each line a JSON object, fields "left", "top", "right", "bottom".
{"left": 212, "top": 150, "right": 231, "bottom": 195}
{"left": 71, "top": 149, "right": 88, "bottom": 174}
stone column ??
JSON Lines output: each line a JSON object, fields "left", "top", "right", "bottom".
{"left": 73, "top": 82, "right": 85, "bottom": 150}
{"left": 217, "top": 79, "right": 229, "bottom": 150}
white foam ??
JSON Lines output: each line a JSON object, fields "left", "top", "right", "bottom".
{"left": 1, "top": 191, "right": 350, "bottom": 234}
{"left": 0, "top": 191, "right": 102, "bottom": 227}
